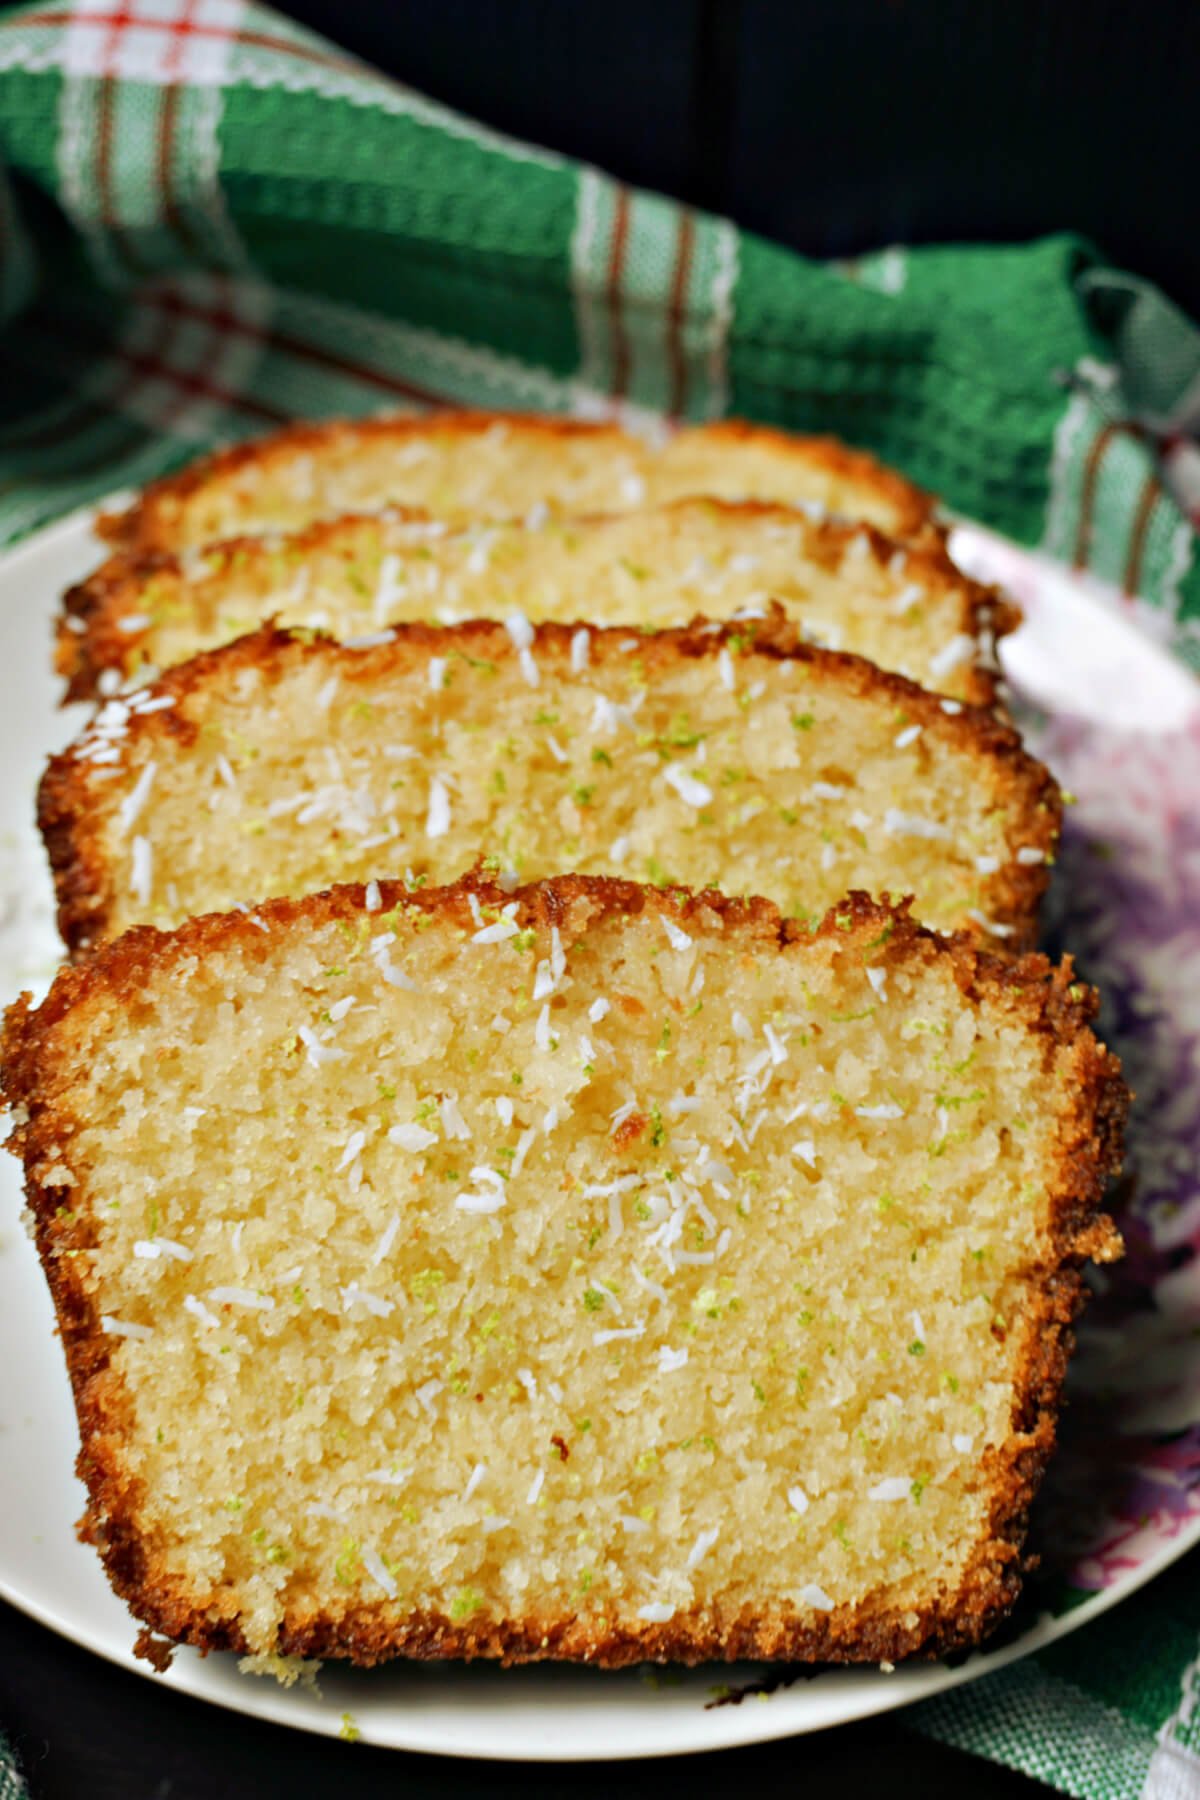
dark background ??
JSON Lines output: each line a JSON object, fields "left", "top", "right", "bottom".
{"left": 282, "top": 0, "right": 1200, "bottom": 317}
{"left": 1, "top": 1598, "right": 1046, "bottom": 1798}
{"left": 5, "top": 3, "right": 1179, "bottom": 1793}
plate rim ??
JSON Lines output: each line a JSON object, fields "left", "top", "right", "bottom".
{"left": 4, "top": 1493, "right": 1200, "bottom": 1762}
{"left": 0, "top": 500, "right": 1196, "bottom": 1762}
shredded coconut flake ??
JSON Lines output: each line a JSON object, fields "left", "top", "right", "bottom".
{"left": 632, "top": 1267, "right": 669, "bottom": 1303}
{"left": 388, "top": 1123, "right": 437, "bottom": 1156}
{"left": 463, "top": 1462, "right": 487, "bottom": 1503}
{"left": 336, "top": 1130, "right": 366, "bottom": 1173}
{"left": 532, "top": 961, "right": 554, "bottom": 1002}
{"left": 657, "top": 1345, "right": 689, "bottom": 1374}
{"left": 1016, "top": 845, "right": 1046, "bottom": 866}
{"left": 637, "top": 1602, "right": 676, "bottom": 1623}
{"left": 341, "top": 1282, "right": 394, "bottom": 1318}
{"left": 663, "top": 764, "right": 713, "bottom": 809}
{"left": 473, "top": 917, "right": 520, "bottom": 944}
{"left": 425, "top": 775, "right": 451, "bottom": 838}
{"left": 800, "top": 1583, "right": 834, "bottom": 1612}
{"left": 209, "top": 1287, "right": 274, "bottom": 1312}
{"left": 505, "top": 611, "right": 534, "bottom": 651}
{"left": 593, "top": 1324, "right": 645, "bottom": 1347}
{"left": 373, "top": 551, "right": 402, "bottom": 624}
{"left": 929, "top": 633, "right": 975, "bottom": 678}
{"left": 865, "top": 965, "right": 888, "bottom": 1001}
{"left": 868, "top": 1477, "right": 912, "bottom": 1502}
{"left": 307, "top": 1502, "right": 349, "bottom": 1522}
{"left": 787, "top": 1485, "right": 810, "bottom": 1515}
{"left": 428, "top": 656, "right": 447, "bottom": 691}
{"left": 511, "top": 1127, "right": 536, "bottom": 1177}
{"left": 118, "top": 761, "right": 157, "bottom": 835}
{"left": 570, "top": 627, "right": 591, "bottom": 672}
{"left": 856, "top": 1103, "right": 904, "bottom": 1121}
{"left": 966, "top": 908, "right": 1015, "bottom": 938}
{"left": 518, "top": 646, "right": 540, "bottom": 688}
{"left": 952, "top": 1434, "right": 974, "bottom": 1455}
{"left": 661, "top": 915, "right": 693, "bottom": 952}
{"left": 101, "top": 1315, "right": 152, "bottom": 1339}
{"left": 439, "top": 1096, "right": 470, "bottom": 1140}
{"left": 129, "top": 834, "right": 152, "bottom": 904}
{"left": 884, "top": 808, "right": 951, "bottom": 842}
{"left": 454, "top": 1184, "right": 506, "bottom": 1215}
{"left": 183, "top": 1295, "right": 219, "bottom": 1329}
{"left": 371, "top": 1214, "right": 400, "bottom": 1266}
{"left": 134, "top": 1237, "right": 191, "bottom": 1261}
{"left": 686, "top": 1527, "right": 719, "bottom": 1570}
{"left": 360, "top": 1545, "right": 398, "bottom": 1598}
{"left": 415, "top": 1379, "right": 444, "bottom": 1414}
{"left": 344, "top": 629, "right": 396, "bottom": 649}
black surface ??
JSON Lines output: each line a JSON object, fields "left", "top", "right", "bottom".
{"left": 0, "top": 1598, "right": 1052, "bottom": 1798}
{"left": 281, "top": 0, "right": 1200, "bottom": 317}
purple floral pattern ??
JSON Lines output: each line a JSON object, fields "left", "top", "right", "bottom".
{"left": 958, "top": 527, "right": 1200, "bottom": 1603}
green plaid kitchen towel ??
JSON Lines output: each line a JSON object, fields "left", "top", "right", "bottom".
{"left": 0, "top": 1738, "right": 24, "bottom": 1800}
{"left": 913, "top": 1550, "right": 1200, "bottom": 1798}
{"left": 0, "top": 5, "right": 1199, "bottom": 1797}
{"left": 0, "top": 0, "right": 1198, "bottom": 668}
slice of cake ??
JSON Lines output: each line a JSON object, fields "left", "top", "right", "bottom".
{"left": 98, "top": 412, "right": 935, "bottom": 555}
{"left": 1, "top": 876, "right": 1126, "bottom": 1668}
{"left": 58, "top": 498, "right": 1012, "bottom": 706}
{"left": 40, "top": 617, "right": 1058, "bottom": 955}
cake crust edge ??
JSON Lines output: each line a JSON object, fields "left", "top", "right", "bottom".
{"left": 38, "top": 614, "right": 1058, "bottom": 958}
{"left": 1, "top": 876, "right": 1127, "bottom": 1669}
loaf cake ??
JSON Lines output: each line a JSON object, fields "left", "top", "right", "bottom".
{"left": 98, "top": 412, "right": 936, "bottom": 555}
{"left": 0, "top": 876, "right": 1126, "bottom": 1668}
{"left": 58, "top": 499, "right": 1012, "bottom": 706}
{"left": 39, "top": 618, "right": 1058, "bottom": 955}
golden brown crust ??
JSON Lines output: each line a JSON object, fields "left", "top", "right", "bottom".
{"left": 682, "top": 420, "right": 937, "bottom": 541}
{"left": 1, "top": 876, "right": 1126, "bottom": 1668}
{"left": 97, "top": 409, "right": 936, "bottom": 555}
{"left": 39, "top": 612, "right": 1058, "bottom": 958}
{"left": 58, "top": 495, "right": 1013, "bottom": 707}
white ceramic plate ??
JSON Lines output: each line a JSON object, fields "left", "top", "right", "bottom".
{"left": 1, "top": 508, "right": 1198, "bottom": 1761}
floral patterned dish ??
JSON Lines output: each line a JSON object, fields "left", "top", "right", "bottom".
{"left": 0, "top": 506, "right": 1195, "bottom": 1760}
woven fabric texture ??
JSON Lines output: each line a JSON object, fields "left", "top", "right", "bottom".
{"left": 0, "top": 0, "right": 1197, "bottom": 664}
